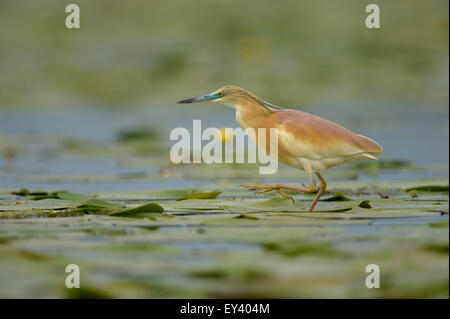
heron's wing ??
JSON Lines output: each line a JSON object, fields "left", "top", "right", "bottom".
{"left": 273, "top": 110, "right": 382, "bottom": 160}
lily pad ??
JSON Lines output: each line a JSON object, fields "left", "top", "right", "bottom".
{"left": 111, "top": 203, "right": 164, "bottom": 218}
{"left": 223, "top": 197, "right": 353, "bottom": 213}
{"left": 248, "top": 197, "right": 305, "bottom": 211}
{"left": 358, "top": 200, "right": 372, "bottom": 209}
{"left": 234, "top": 214, "right": 259, "bottom": 220}
{"left": 85, "top": 199, "right": 122, "bottom": 209}
{"left": 57, "top": 192, "right": 91, "bottom": 201}
{"left": 31, "top": 193, "right": 59, "bottom": 200}
{"left": 164, "top": 200, "right": 225, "bottom": 211}
{"left": 261, "top": 240, "right": 341, "bottom": 258}
{"left": 11, "top": 189, "right": 49, "bottom": 196}
{"left": 177, "top": 191, "right": 222, "bottom": 201}
{"left": 406, "top": 185, "right": 449, "bottom": 192}
{"left": 95, "top": 189, "right": 199, "bottom": 201}
{"left": 72, "top": 199, "right": 122, "bottom": 214}
{"left": 321, "top": 191, "right": 352, "bottom": 202}
{"left": 0, "top": 199, "right": 76, "bottom": 211}
{"left": 429, "top": 221, "right": 449, "bottom": 228}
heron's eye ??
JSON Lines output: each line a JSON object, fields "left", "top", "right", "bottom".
{"left": 218, "top": 92, "right": 224, "bottom": 97}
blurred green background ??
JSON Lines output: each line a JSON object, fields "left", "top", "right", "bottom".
{"left": 0, "top": 0, "right": 448, "bottom": 299}
{"left": 0, "top": 0, "right": 448, "bottom": 108}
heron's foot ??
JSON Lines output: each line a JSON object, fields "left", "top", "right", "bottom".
{"left": 243, "top": 183, "right": 315, "bottom": 193}
{"left": 241, "top": 184, "right": 295, "bottom": 203}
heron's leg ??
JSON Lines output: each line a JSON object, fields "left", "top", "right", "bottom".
{"left": 300, "top": 159, "right": 316, "bottom": 193}
{"left": 308, "top": 172, "right": 327, "bottom": 211}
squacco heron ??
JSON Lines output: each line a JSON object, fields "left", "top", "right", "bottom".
{"left": 178, "top": 86, "right": 382, "bottom": 211}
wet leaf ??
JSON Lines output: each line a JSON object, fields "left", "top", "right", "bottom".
{"left": 111, "top": 203, "right": 164, "bottom": 218}
{"left": 226, "top": 197, "right": 353, "bottom": 213}
{"left": 248, "top": 197, "right": 305, "bottom": 211}
{"left": 234, "top": 214, "right": 259, "bottom": 220}
{"left": 322, "top": 191, "right": 352, "bottom": 202}
{"left": 117, "top": 126, "right": 159, "bottom": 142}
{"left": 421, "top": 243, "right": 449, "bottom": 254}
{"left": 406, "top": 185, "right": 449, "bottom": 192}
{"left": 177, "top": 191, "right": 222, "bottom": 201}
{"left": 429, "top": 221, "right": 449, "bottom": 228}
{"left": 72, "top": 204, "right": 105, "bottom": 214}
{"left": 85, "top": 199, "right": 122, "bottom": 209}
{"left": 66, "top": 286, "right": 112, "bottom": 299}
{"left": 137, "top": 226, "right": 160, "bottom": 231}
{"left": 31, "top": 194, "right": 59, "bottom": 200}
{"left": 261, "top": 240, "right": 341, "bottom": 258}
{"left": 359, "top": 200, "right": 372, "bottom": 209}
{"left": 189, "top": 267, "right": 268, "bottom": 281}
{"left": 11, "top": 189, "right": 30, "bottom": 196}
{"left": 57, "top": 192, "right": 91, "bottom": 201}
{"left": 72, "top": 198, "right": 122, "bottom": 214}
{"left": 1, "top": 172, "right": 449, "bottom": 298}
{"left": 164, "top": 200, "right": 224, "bottom": 211}
{"left": 0, "top": 199, "right": 75, "bottom": 211}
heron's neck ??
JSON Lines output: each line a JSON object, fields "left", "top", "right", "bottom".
{"left": 235, "top": 101, "right": 274, "bottom": 130}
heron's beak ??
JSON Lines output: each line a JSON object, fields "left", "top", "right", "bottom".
{"left": 178, "top": 93, "right": 219, "bottom": 104}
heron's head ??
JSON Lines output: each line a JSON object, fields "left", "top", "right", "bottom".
{"left": 178, "top": 85, "right": 257, "bottom": 109}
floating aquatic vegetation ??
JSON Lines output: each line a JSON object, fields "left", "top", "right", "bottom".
{"left": 66, "top": 287, "right": 112, "bottom": 299}
{"left": 111, "top": 203, "right": 164, "bottom": 218}
{"left": 429, "top": 221, "right": 449, "bottom": 228}
{"left": 189, "top": 266, "right": 269, "bottom": 281}
{"left": 260, "top": 240, "right": 341, "bottom": 258}
{"left": 73, "top": 199, "right": 122, "bottom": 214}
{"left": 57, "top": 192, "right": 91, "bottom": 201}
{"left": 234, "top": 214, "right": 259, "bottom": 220}
{"left": 358, "top": 200, "right": 372, "bottom": 209}
{"left": 421, "top": 243, "right": 449, "bottom": 255}
{"left": 321, "top": 191, "right": 352, "bottom": 202}
{"left": 117, "top": 127, "right": 160, "bottom": 142}
{"left": 0, "top": 179, "right": 448, "bottom": 298}
{"left": 406, "top": 185, "right": 449, "bottom": 192}
{"left": 177, "top": 191, "right": 222, "bottom": 201}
